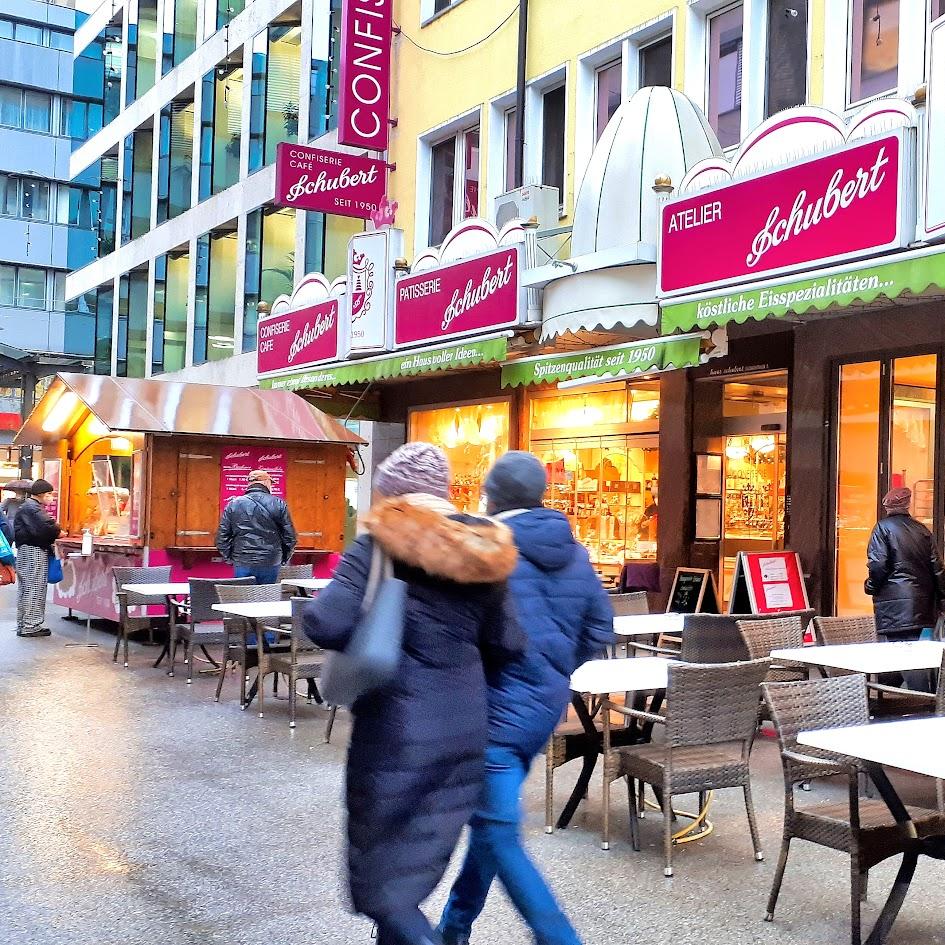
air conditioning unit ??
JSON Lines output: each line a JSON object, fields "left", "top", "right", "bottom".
{"left": 493, "top": 184, "right": 560, "bottom": 231}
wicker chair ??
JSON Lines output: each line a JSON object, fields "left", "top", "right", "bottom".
{"left": 736, "top": 616, "right": 809, "bottom": 682}
{"left": 604, "top": 657, "right": 771, "bottom": 874}
{"left": 112, "top": 566, "right": 172, "bottom": 668}
{"left": 214, "top": 582, "right": 287, "bottom": 705}
{"left": 168, "top": 577, "right": 254, "bottom": 683}
{"left": 762, "top": 675, "right": 945, "bottom": 945}
{"left": 937, "top": 653, "right": 945, "bottom": 811}
{"left": 264, "top": 597, "right": 338, "bottom": 737}
{"left": 609, "top": 590, "right": 648, "bottom": 656}
{"left": 811, "top": 615, "right": 877, "bottom": 646}
{"left": 279, "top": 563, "right": 315, "bottom": 599}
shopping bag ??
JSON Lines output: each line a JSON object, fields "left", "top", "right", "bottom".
{"left": 0, "top": 563, "right": 15, "bottom": 586}
{"left": 0, "top": 530, "right": 14, "bottom": 566}
{"left": 48, "top": 556, "right": 64, "bottom": 584}
{"left": 320, "top": 541, "right": 406, "bottom": 708}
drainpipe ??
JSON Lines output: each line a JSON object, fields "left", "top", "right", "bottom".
{"left": 513, "top": 0, "right": 528, "bottom": 189}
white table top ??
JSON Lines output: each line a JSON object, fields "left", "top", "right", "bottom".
{"left": 570, "top": 657, "right": 669, "bottom": 695}
{"left": 772, "top": 640, "right": 945, "bottom": 674}
{"left": 799, "top": 716, "right": 945, "bottom": 780}
{"left": 613, "top": 613, "right": 684, "bottom": 637}
{"left": 212, "top": 601, "right": 293, "bottom": 620}
{"left": 280, "top": 578, "right": 331, "bottom": 591}
{"left": 122, "top": 582, "right": 191, "bottom": 597}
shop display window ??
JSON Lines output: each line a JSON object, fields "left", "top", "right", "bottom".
{"left": 723, "top": 434, "right": 786, "bottom": 542}
{"left": 533, "top": 435, "right": 659, "bottom": 576}
{"left": 408, "top": 401, "right": 510, "bottom": 513}
{"left": 530, "top": 382, "right": 659, "bottom": 432}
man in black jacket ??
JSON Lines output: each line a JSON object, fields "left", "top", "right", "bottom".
{"left": 216, "top": 470, "right": 297, "bottom": 584}
{"left": 866, "top": 486, "right": 945, "bottom": 690}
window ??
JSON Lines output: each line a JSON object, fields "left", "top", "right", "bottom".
{"left": 541, "top": 85, "right": 566, "bottom": 198}
{"left": 0, "top": 20, "right": 11, "bottom": 40}
{"left": 21, "top": 179, "right": 48, "bottom": 220}
{"left": 766, "top": 1, "right": 808, "bottom": 116}
{"left": 935, "top": 1, "right": 945, "bottom": 19}
{"left": 61, "top": 99, "right": 104, "bottom": 140}
{"left": 157, "top": 98, "right": 194, "bottom": 223}
{"left": 595, "top": 61, "right": 622, "bottom": 141}
{"left": 15, "top": 22, "right": 43, "bottom": 45}
{"left": 310, "top": 0, "right": 342, "bottom": 138}
{"left": 48, "top": 29, "right": 72, "bottom": 52}
{"left": 0, "top": 85, "right": 56, "bottom": 133}
{"left": 429, "top": 137, "right": 455, "bottom": 245}
{"left": 708, "top": 4, "right": 744, "bottom": 148}
{"left": 0, "top": 264, "right": 48, "bottom": 309}
{"left": 640, "top": 34, "right": 672, "bottom": 88}
{"left": 428, "top": 126, "right": 479, "bottom": 245}
{"left": 0, "top": 175, "right": 51, "bottom": 221}
{"left": 504, "top": 108, "right": 518, "bottom": 192}
{"left": 850, "top": 0, "right": 899, "bottom": 103}
{"left": 23, "top": 90, "right": 51, "bottom": 133}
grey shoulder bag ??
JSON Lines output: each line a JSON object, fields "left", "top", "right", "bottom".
{"left": 320, "top": 541, "right": 407, "bottom": 708}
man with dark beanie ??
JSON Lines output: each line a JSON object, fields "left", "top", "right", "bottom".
{"left": 14, "top": 479, "right": 62, "bottom": 637}
{"left": 439, "top": 451, "right": 613, "bottom": 945}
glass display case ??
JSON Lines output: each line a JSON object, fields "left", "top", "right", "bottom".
{"left": 79, "top": 455, "right": 132, "bottom": 537}
{"left": 408, "top": 400, "right": 510, "bottom": 513}
{"left": 723, "top": 434, "right": 786, "bottom": 542}
{"left": 533, "top": 435, "right": 659, "bottom": 578}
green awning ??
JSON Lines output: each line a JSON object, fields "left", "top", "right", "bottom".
{"left": 500, "top": 335, "right": 703, "bottom": 388}
{"left": 661, "top": 246, "right": 945, "bottom": 334}
{"left": 259, "top": 335, "right": 509, "bottom": 391}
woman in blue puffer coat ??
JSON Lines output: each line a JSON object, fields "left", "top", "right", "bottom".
{"left": 439, "top": 451, "right": 614, "bottom": 945}
{"left": 303, "top": 443, "right": 523, "bottom": 945}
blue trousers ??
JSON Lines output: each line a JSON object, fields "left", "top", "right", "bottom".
{"left": 439, "top": 746, "right": 581, "bottom": 945}
{"left": 235, "top": 565, "right": 280, "bottom": 585}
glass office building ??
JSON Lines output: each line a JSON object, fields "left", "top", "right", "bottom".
{"left": 67, "top": 0, "right": 361, "bottom": 380}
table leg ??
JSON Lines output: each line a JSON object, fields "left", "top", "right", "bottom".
{"left": 862, "top": 761, "right": 921, "bottom": 945}
{"left": 556, "top": 694, "right": 601, "bottom": 830}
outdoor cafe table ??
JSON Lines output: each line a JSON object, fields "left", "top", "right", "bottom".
{"left": 771, "top": 640, "right": 945, "bottom": 675}
{"left": 799, "top": 717, "right": 945, "bottom": 945}
{"left": 613, "top": 613, "right": 684, "bottom": 638}
{"left": 559, "top": 658, "right": 670, "bottom": 833}
{"left": 280, "top": 577, "right": 332, "bottom": 595}
{"left": 121, "top": 582, "right": 192, "bottom": 667}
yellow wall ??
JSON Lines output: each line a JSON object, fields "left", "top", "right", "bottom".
{"left": 389, "top": 0, "right": 830, "bottom": 257}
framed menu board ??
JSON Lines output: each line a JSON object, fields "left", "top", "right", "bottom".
{"left": 728, "top": 551, "right": 809, "bottom": 614}
{"left": 666, "top": 568, "right": 721, "bottom": 614}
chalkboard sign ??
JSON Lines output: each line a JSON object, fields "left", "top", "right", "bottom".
{"left": 666, "top": 568, "right": 721, "bottom": 614}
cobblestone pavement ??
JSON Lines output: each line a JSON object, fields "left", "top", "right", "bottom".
{"left": 0, "top": 589, "right": 942, "bottom": 945}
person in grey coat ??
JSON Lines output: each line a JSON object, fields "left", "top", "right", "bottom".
{"left": 216, "top": 470, "right": 297, "bottom": 584}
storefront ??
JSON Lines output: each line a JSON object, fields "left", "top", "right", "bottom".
{"left": 16, "top": 373, "right": 363, "bottom": 620}
{"left": 657, "top": 94, "right": 945, "bottom": 614}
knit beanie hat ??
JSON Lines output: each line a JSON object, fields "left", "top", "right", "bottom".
{"left": 883, "top": 486, "right": 912, "bottom": 514}
{"left": 484, "top": 451, "right": 547, "bottom": 513}
{"left": 374, "top": 442, "right": 451, "bottom": 499}
{"left": 30, "top": 479, "right": 54, "bottom": 496}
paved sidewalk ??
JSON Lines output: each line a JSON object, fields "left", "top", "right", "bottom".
{"left": 0, "top": 589, "right": 942, "bottom": 945}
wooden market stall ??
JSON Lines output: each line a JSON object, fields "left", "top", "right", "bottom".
{"left": 15, "top": 373, "right": 364, "bottom": 621}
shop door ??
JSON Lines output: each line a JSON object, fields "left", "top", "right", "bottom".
{"left": 834, "top": 354, "right": 940, "bottom": 615}
{"left": 717, "top": 372, "right": 789, "bottom": 601}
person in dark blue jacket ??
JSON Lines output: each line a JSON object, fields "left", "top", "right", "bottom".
{"left": 303, "top": 443, "right": 523, "bottom": 945}
{"left": 439, "top": 451, "right": 614, "bottom": 945}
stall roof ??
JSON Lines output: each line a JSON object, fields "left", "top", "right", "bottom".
{"left": 15, "top": 374, "right": 366, "bottom": 447}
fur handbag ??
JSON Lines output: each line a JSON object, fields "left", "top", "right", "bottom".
{"left": 320, "top": 541, "right": 406, "bottom": 709}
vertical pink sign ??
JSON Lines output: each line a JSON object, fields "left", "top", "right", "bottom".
{"left": 220, "top": 447, "right": 288, "bottom": 513}
{"left": 338, "top": 0, "right": 392, "bottom": 151}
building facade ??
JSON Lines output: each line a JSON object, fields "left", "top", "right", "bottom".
{"left": 1, "top": 0, "right": 99, "bottom": 446}
{"left": 67, "top": 0, "right": 364, "bottom": 383}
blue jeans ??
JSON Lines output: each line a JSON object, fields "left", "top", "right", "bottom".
{"left": 439, "top": 746, "right": 581, "bottom": 945}
{"left": 235, "top": 565, "right": 280, "bottom": 585}
{"left": 234, "top": 566, "right": 280, "bottom": 645}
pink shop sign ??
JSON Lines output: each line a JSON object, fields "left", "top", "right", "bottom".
{"left": 395, "top": 246, "right": 523, "bottom": 347}
{"left": 338, "top": 0, "right": 392, "bottom": 151}
{"left": 274, "top": 143, "right": 386, "bottom": 220}
{"left": 257, "top": 299, "right": 340, "bottom": 377}
{"left": 220, "top": 447, "right": 287, "bottom": 513}
{"left": 658, "top": 132, "right": 911, "bottom": 297}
